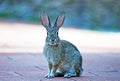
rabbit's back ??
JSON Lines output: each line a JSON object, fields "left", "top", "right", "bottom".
{"left": 60, "top": 40, "right": 82, "bottom": 64}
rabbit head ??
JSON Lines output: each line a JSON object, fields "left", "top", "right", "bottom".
{"left": 40, "top": 12, "right": 65, "bottom": 45}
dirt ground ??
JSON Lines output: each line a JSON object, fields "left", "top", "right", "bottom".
{"left": 0, "top": 21, "right": 120, "bottom": 81}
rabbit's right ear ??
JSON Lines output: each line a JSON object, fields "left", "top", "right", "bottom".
{"left": 54, "top": 12, "right": 65, "bottom": 28}
{"left": 40, "top": 13, "right": 51, "bottom": 28}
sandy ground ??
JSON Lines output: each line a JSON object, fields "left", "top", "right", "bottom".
{"left": 0, "top": 21, "right": 120, "bottom": 53}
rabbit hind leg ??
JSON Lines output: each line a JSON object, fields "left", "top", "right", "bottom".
{"left": 64, "top": 65, "right": 77, "bottom": 78}
{"left": 64, "top": 72, "right": 77, "bottom": 78}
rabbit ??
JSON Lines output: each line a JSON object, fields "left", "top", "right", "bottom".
{"left": 40, "top": 12, "right": 83, "bottom": 78}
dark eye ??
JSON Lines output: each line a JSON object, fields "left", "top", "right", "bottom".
{"left": 57, "top": 32, "right": 58, "bottom": 35}
{"left": 47, "top": 32, "right": 48, "bottom": 35}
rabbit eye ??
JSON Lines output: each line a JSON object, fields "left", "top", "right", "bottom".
{"left": 57, "top": 32, "right": 58, "bottom": 35}
{"left": 47, "top": 32, "right": 48, "bottom": 35}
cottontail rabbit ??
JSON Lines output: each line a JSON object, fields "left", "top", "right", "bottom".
{"left": 40, "top": 12, "right": 83, "bottom": 78}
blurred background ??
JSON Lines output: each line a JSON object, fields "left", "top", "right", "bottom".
{"left": 0, "top": 0, "right": 120, "bottom": 32}
{"left": 0, "top": 0, "right": 120, "bottom": 53}
{"left": 0, "top": 1, "right": 120, "bottom": 81}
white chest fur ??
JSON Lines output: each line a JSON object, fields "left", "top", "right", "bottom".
{"left": 43, "top": 45, "right": 62, "bottom": 65}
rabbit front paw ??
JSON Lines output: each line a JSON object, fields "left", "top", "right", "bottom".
{"left": 45, "top": 74, "right": 49, "bottom": 78}
{"left": 45, "top": 73, "right": 55, "bottom": 78}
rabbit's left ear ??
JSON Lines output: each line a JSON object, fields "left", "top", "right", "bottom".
{"left": 54, "top": 12, "right": 65, "bottom": 28}
{"left": 40, "top": 13, "right": 51, "bottom": 28}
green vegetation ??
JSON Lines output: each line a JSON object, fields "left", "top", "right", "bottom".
{"left": 0, "top": 12, "right": 10, "bottom": 18}
{"left": 0, "top": 0, "right": 120, "bottom": 32}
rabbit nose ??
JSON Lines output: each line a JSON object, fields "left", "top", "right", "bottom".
{"left": 50, "top": 39, "right": 54, "bottom": 42}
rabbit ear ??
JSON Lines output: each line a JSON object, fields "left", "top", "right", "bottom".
{"left": 54, "top": 12, "right": 65, "bottom": 28}
{"left": 40, "top": 13, "right": 51, "bottom": 28}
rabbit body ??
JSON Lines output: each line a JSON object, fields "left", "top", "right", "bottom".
{"left": 40, "top": 12, "right": 83, "bottom": 78}
{"left": 43, "top": 40, "right": 83, "bottom": 78}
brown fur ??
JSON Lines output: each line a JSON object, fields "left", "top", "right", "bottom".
{"left": 40, "top": 12, "right": 83, "bottom": 78}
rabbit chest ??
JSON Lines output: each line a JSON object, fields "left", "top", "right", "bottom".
{"left": 43, "top": 45, "right": 62, "bottom": 65}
